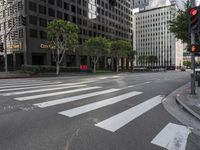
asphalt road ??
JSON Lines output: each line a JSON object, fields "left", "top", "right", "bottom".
{"left": 0, "top": 71, "right": 199, "bottom": 150}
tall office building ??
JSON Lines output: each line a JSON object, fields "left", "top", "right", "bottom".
{"left": 133, "top": 4, "right": 183, "bottom": 68}
{"left": 132, "top": 0, "right": 173, "bottom": 10}
{"left": 0, "top": 0, "right": 133, "bottom": 69}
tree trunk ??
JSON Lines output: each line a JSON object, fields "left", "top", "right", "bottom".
{"left": 116, "top": 59, "right": 119, "bottom": 73}
{"left": 93, "top": 64, "right": 96, "bottom": 73}
{"left": 56, "top": 62, "right": 60, "bottom": 75}
{"left": 131, "top": 61, "right": 134, "bottom": 72}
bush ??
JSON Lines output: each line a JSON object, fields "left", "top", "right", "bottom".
{"left": 20, "top": 65, "right": 92, "bottom": 74}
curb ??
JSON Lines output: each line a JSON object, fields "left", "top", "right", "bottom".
{"left": 176, "top": 95, "right": 200, "bottom": 121}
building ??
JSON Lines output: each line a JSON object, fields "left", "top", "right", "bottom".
{"left": 132, "top": 0, "right": 174, "bottom": 10}
{"left": 0, "top": 0, "right": 133, "bottom": 69}
{"left": 133, "top": 4, "right": 183, "bottom": 69}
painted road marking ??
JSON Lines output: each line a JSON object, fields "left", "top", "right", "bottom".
{"left": 95, "top": 95, "right": 164, "bottom": 132}
{"left": 15, "top": 86, "right": 101, "bottom": 101}
{"left": 0, "top": 80, "right": 100, "bottom": 92}
{"left": 59, "top": 91, "right": 142, "bottom": 117}
{"left": 0, "top": 82, "right": 62, "bottom": 90}
{"left": 151, "top": 123, "right": 191, "bottom": 150}
{"left": 2, "top": 84, "right": 87, "bottom": 96}
{"left": 34, "top": 89, "right": 119, "bottom": 108}
{"left": 0, "top": 80, "right": 54, "bottom": 86}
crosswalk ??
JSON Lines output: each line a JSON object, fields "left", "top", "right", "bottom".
{"left": 0, "top": 79, "right": 191, "bottom": 149}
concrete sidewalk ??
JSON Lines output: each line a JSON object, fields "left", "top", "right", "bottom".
{"left": 176, "top": 84, "right": 200, "bottom": 121}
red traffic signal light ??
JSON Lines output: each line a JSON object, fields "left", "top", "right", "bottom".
{"left": 190, "top": 8, "right": 198, "bottom": 16}
{"left": 189, "top": 7, "right": 200, "bottom": 33}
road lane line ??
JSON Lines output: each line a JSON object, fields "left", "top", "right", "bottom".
{"left": 59, "top": 91, "right": 142, "bottom": 117}
{"left": 34, "top": 89, "right": 119, "bottom": 108}
{"left": 2, "top": 84, "right": 87, "bottom": 96}
{"left": 95, "top": 95, "right": 164, "bottom": 132}
{"left": 151, "top": 123, "right": 191, "bottom": 150}
{"left": 15, "top": 86, "right": 101, "bottom": 101}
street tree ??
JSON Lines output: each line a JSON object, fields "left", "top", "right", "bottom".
{"left": 169, "top": 1, "right": 191, "bottom": 50}
{"left": 84, "top": 37, "right": 110, "bottom": 73}
{"left": 183, "top": 61, "right": 191, "bottom": 68}
{"left": 46, "top": 19, "right": 79, "bottom": 75}
{"left": 148, "top": 56, "right": 157, "bottom": 68}
{"left": 110, "top": 40, "right": 130, "bottom": 72}
{"left": 138, "top": 55, "right": 147, "bottom": 67}
{"left": 127, "top": 50, "right": 136, "bottom": 72}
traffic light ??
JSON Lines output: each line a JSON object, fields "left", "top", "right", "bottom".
{"left": 191, "top": 44, "right": 200, "bottom": 53}
{"left": 21, "top": 16, "right": 26, "bottom": 26}
{"left": 189, "top": 7, "right": 200, "bottom": 33}
{"left": 0, "top": 42, "right": 3, "bottom": 52}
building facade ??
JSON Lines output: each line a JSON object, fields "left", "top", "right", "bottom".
{"left": 0, "top": 0, "right": 133, "bottom": 69}
{"left": 132, "top": 0, "right": 174, "bottom": 10}
{"left": 133, "top": 4, "right": 183, "bottom": 68}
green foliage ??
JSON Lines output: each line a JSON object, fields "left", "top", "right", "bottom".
{"left": 147, "top": 56, "right": 158, "bottom": 64}
{"left": 127, "top": 50, "right": 136, "bottom": 61}
{"left": 84, "top": 37, "right": 110, "bottom": 56}
{"left": 110, "top": 40, "right": 131, "bottom": 59}
{"left": 169, "top": 1, "right": 191, "bottom": 50}
{"left": 46, "top": 19, "right": 79, "bottom": 51}
{"left": 46, "top": 19, "right": 79, "bottom": 75}
{"left": 183, "top": 61, "right": 191, "bottom": 67}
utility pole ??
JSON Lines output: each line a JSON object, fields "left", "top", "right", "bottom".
{"left": 191, "top": 0, "right": 197, "bottom": 95}
{"left": 2, "top": 1, "right": 8, "bottom": 73}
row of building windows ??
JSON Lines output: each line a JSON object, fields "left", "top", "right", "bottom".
{"left": 28, "top": 1, "right": 132, "bottom": 23}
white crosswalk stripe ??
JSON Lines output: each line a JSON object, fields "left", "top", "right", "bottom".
{"left": 0, "top": 80, "right": 56, "bottom": 86}
{"left": 151, "top": 123, "right": 191, "bottom": 150}
{"left": 34, "top": 89, "right": 120, "bottom": 108}
{"left": 58, "top": 91, "right": 142, "bottom": 117}
{"left": 15, "top": 86, "right": 102, "bottom": 101}
{"left": 95, "top": 95, "right": 164, "bottom": 132}
{"left": 0, "top": 81, "right": 62, "bottom": 89}
{"left": 1, "top": 84, "right": 87, "bottom": 96}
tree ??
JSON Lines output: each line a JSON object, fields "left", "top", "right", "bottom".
{"left": 84, "top": 37, "right": 110, "bottom": 73}
{"left": 46, "top": 19, "right": 79, "bottom": 75}
{"left": 183, "top": 61, "right": 191, "bottom": 68}
{"left": 110, "top": 40, "right": 131, "bottom": 72}
{"left": 138, "top": 55, "right": 147, "bottom": 67}
{"left": 169, "top": 1, "right": 191, "bottom": 50}
{"left": 127, "top": 50, "right": 136, "bottom": 72}
{"left": 147, "top": 56, "right": 157, "bottom": 68}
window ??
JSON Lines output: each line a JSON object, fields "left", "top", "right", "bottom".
{"left": 64, "top": 13, "right": 69, "bottom": 21}
{"left": 40, "top": 31, "right": 47, "bottom": 39}
{"left": 29, "top": 15, "right": 37, "bottom": 25}
{"left": 71, "top": 5, "right": 76, "bottom": 13}
{"left": 57, "top": 0, "right": 62, "bottom": 8}
{"left": 29, "top": 1, "right": 37, "bottom": 12}
{"left": 64, "top": 2, "right": 69, "bottom": 10}
{"left": 39, "top": 5, "right": 46, "bottom": 14}
{"left": 48, "top": 0, "right": 54, "bottom": 5}
{"left": 48, "top": 8, "right": 55, "bottom": 17}
{"left": 30, "top": 29, "right": 38, "bottom": 38}
{"left": 39, "top": 18, "right": 47, "bottom": 27}
{"left": 57, "top": 11, "right": 63, "bottom": 19}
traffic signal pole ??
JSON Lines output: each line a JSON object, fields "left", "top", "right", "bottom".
{"left": 191, "top": 0, "right": 196, "bottom": 95}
